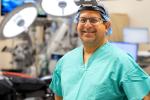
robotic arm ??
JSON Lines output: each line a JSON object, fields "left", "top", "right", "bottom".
{"left": 46, "top": 22, "right": 68, "bottom": 58}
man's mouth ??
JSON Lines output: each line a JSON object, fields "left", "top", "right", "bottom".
{"left": 81, "top": 30, "right": 96, "bottom": 34}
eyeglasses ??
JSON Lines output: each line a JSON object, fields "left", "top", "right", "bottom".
{"left": 78, "top": 17, "right": 103, "bottom": 24}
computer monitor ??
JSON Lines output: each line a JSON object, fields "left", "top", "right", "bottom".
{"left": 123, "top": 27, "right": 149, "bottom": 43}
{"left": 111, "top": 42, "right": 138, "bottom": 61}
{"left": 1, "top": 0, "right": 47, "bottom": 17}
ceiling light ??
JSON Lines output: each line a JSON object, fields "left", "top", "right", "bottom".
{"left": 0, "top": 3, "right": 38, "bottom": 39}
{"left": 41, "top": 0, "right": 79, "bottom": 17}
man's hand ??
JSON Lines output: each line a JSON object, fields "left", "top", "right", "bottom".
{"left": 143, "top": 93, "right": 150, "bottom": 100}
{"left": 55, "top": 94, "right": 63, "bottom": 100}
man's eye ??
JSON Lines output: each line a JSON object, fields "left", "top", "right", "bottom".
{"left": 80, "top": 19, "right": 86, "bottom": 23}
{"left": 90, "top": 19, "right": 98, "bottom": 23}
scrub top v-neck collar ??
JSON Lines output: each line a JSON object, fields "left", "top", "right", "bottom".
{"left": 80, "top": 42, "right": 109, "bottom": 69}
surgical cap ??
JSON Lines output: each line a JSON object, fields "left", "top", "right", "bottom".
{"left": 75, "top": 4, "right": 112, "bottom": 35}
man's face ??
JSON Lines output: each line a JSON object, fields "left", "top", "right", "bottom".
{"left": 77, "top": 10, "right": 108, "bottom": 46}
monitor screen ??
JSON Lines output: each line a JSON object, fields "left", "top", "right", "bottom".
{"left": 123, "top": 27, "right": 149, "bottom": 43}
{"left": 1, "top": 0, "right": 47, "bottom": 17}
{"left": 111, "top": 42, "right": 138, "bottom": 61}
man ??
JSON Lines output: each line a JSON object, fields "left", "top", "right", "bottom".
{"left": 49, "top": 3, "right": 150, "bottom": 100}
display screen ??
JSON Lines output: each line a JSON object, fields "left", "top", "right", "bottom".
{"left": 111, "top": 42, "right": 138, "bottom": 61}
{"left": 123, "top": 27, "right": 149, "bottom": 43}
{"left": 1, "top": 0, "right": 47, "bottom": 17}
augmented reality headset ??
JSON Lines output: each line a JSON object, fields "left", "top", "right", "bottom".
{"left": 74, "top": 0, "right": 99, "bottom": 6}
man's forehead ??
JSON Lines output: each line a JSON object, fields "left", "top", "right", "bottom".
{"left": 79, "top": 10, "right": 101, "bottom": 17}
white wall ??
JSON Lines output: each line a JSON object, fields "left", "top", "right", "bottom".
{"left": 101, "top": 0, "right": 150, "bottom": 31}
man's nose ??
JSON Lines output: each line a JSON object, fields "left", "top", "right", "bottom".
{"left": 84, "top": 20, "right": 92, "bottom": 26}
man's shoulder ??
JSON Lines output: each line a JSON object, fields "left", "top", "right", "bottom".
{"left": 63, "top": 46, "right": 82, "bottom": 58}
{"left": 108, "top": 43, "right": 133, "bottom": 62}
{"left": 107, "top": 43, "right": 125, "bottom": 55}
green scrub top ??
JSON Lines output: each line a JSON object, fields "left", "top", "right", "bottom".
{"left": 49, "top": 42, "right": 150, "bottom": 100}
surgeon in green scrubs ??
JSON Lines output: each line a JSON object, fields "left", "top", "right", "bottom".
{"left": 49, "top": 3, "right": 150, "bottom": 100}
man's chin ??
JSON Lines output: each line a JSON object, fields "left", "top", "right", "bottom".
{"left": 82, "top": 39, "right": 96, "bottom": 44}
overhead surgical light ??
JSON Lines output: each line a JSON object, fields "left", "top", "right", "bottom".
{"left": 41, "top": 0, "right": 79, "bottom": 17}
{"left": 0, "top": 3, "right": 38, "bottom": 39}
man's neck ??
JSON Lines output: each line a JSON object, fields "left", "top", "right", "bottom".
{"left": 83, "top": 39, "right": 108, "bottom": 54}
{"left": 83, "top": 39, "right": 108, "bottom": 63}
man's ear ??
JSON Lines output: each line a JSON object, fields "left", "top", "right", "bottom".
{"left": 104, "top": 21, "right": 111, "bottom": 30}
{"left": 75, "top": 23, "right": 78, "bottom": 32}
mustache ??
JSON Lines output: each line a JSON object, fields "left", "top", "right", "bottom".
{"left": 81, "top": 29, "right": 96, "bottom": 33}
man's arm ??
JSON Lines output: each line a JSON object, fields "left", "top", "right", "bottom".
{"left": 55, "top": 94, "right": 63, "bottom": 100}
{"left": 143, "top": 93, "right": 150, "bottom": 100}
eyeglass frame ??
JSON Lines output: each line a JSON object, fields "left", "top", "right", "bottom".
{"left": 77, "top": 17, "right": 104, "bottom": 25}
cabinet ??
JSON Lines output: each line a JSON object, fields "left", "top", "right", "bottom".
{"left": 109, "top": 13, "right": 129, "bottom": 41}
